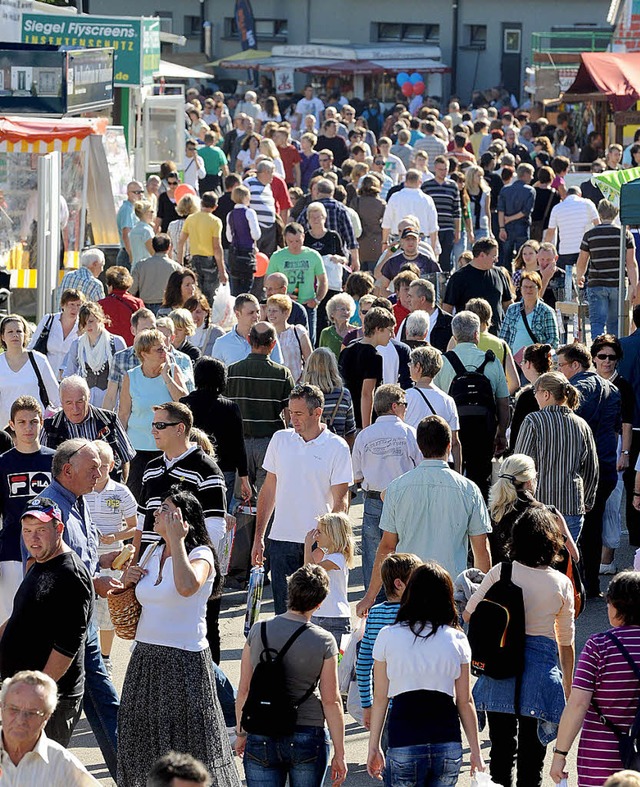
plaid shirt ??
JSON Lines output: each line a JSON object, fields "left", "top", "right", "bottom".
{"left": 499, "top": 299, "right": 559, "bottom": 349}
{"left": 56, "top": 266, "right": 105, "bottom": 309}
{"left": 299, "top": 197, "right": 358, "bottom": 251}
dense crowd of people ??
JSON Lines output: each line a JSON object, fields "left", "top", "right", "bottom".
{"left": 1, "top": 85, "right": 640, "bottom": 787}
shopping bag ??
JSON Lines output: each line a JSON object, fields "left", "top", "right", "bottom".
{"left": 338, "top": 617, "right": 364, "bottom": 695}
{"left": 217, "top": 524, "right": 236, "bottom": 577}
{"left": 346, "top": 680, "right": 364, "bottom": 725}
{"left": 471, "top": 771, "right": 501, "bottom": 787}
{"left": 211, "top": 283, "right": 236, "bottom": 331}
{"left": 243, "top": 566, "right": 264, "bottom": 637}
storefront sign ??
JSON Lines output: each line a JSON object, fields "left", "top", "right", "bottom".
{"left": 275, "top": 68, "right": 293, "bottom": 93}
{"left": 21, "top": 13, "right": 159, "bottom": 86}
{"left": 67, "top": 48, "right": 114, "bottom": 114}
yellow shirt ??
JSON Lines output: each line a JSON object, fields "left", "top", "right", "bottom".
{"left": 478, "top": 331, "right": 508, "bottom": 365}
{"left": 182, "top": 211, "right": 222, "bottom": 256}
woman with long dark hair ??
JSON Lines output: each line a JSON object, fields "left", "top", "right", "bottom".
{"left": 368, "top": 562, "right": 485, "bottom": 786}
{"left": 158, "top": 269, "right": 198, "bottom": 316}
{"left": 118, "top": 487, "right": 240, "bottom": 787}
{"left": 465, "top": 508, "right": 575, "bottom": 787}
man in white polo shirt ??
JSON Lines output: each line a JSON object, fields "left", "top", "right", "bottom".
{"left": 544, "top": 185, "right": 599, "bottom": 271}
{"left": 251, "top": 383, "right": 353, "bottom": 613}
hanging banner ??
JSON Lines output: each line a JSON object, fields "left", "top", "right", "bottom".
{"left": 275, "top": 68, "right": 294, "bottom": 93}
{"left": 234, "top": 0, "right": 257, "bottom": 51}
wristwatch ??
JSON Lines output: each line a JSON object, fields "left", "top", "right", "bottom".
{"left": 552, "top": 746, "right": 569, "bottom": 756}
{"left": 622, "top": 450, "right": 630, "bottom": 456}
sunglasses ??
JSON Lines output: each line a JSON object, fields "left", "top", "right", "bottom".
{"left": 151, "top": 421, "right": 181, "bottom": 431}
{"left": 595, "top": 353, "right": 618, "bottom": 361}
{"left": 167, "top": 180, "right": 179, "bottom": 185}
{"left": 130, "top": 189, "right": 144, "bottom": 194}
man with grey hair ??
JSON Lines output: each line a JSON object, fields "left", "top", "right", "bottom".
{"left": 404, "top": 310, "right": 430, "bottom": 348}
{"left": 398, "top": 278, "right": 453, "bottom": 352}
{"left": 246, "top": 160, "right": 278, "bottom": 255}
{"left": 265, "top": 272, "right": 309, "bottom": 329}
{"left": 56, "top": 248, "right": 105, "bottom": 309}
{"left": 352, "top": 383, "right": 422, "bottom": 595}
{"left": 0, "top": 498, "right": 93, "bottom": 748}
{"left": 38, "top": 438, "right": 122, "bottom": 778}
{"left": 116, "top": 180, "right": 144, "bottom": 269}
{"left": 0, "top": 671, "right": 100, "bottom": 783}
{"left": 577, "top": 198, "right": 638, "bottom": 337}
{"left": 545, "top": 184, "right": 599, "bottom": 270}
{"left": 433, "top": 310, "right": 510, "bottom": 498}
{"left": 235, "top": 89, "right": 260, "bottom": 120}
{"left": 41, "top": 375, "right": 135, "bottom": 482}
{"left": 298, "top": 178, "right": 360, "bottom": 272}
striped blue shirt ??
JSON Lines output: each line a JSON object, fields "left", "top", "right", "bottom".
{"left": 356, "top": 601, "right": 400, "bottom": 708}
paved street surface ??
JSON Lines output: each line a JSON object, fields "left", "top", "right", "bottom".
{"left": 71, "top": 496, "right": 633, "bottom": 786}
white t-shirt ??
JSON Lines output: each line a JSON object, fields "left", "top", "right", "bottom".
{"left": 84, "top": 478, "right": 137, "bottom": 555}
{"left": 373, "top": 622, "right": 471, "bottom": 698}
{"left": 376, "top": 342, "right": 399, "bottom": 384}
{"left": 316, "top": 551, "right": 350, "bottom": 618}
{"left": 295, "top": 96, "right": 325, "bottom": 125}
{"left": 263, "top": 427, "right": 353, "bottom": 543}
{"left": 405, "top": 385, "right": 460, "bottom": 431}
{"left": 135, "top": 544, "right": 215, "bottom": 651}
{"left": 352, "top": 414, "right": 423, "bottom": 492}
{"left": 0, "top": 351, "right": 60, "bottom": 429}
{"left": 547, "top": 195, "right": 599, "bottom": 255}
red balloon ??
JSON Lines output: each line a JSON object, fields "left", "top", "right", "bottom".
{"left": 174, "top": 183, "right": 196, "bottom": 202}
{"left": 255, "top": 252, "right": 269, "bottom": 277}
{"left": 401, "top": 81, "right": 413, "bottom": 97}
{"left": 413, "top": 81, "right": 425, "bottom": 96}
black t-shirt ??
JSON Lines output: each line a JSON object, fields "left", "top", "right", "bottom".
{"left": 614, "top": 374, "right": 635, "bottom": 425}
{"left": 0, "top": 447, "right": 54, "bottom": 562}
{"left": 0, "top": 551, "right": 93, "bottom": 697}
{"left": 304, "top": 229, "right": 343, "bottom": 258}
{"left": 338, "top": 341, "right": 382, "bottom": 428}
{"left": 444, "top": 264, "right": 512, "bottom": 332}
{"left": 157, "top": 192, "right": 179, "bottom": 233}
{"left": 0, "top": 431, "right": 12, "bottom": 454}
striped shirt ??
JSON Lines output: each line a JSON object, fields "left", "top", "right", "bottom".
{"left": 421, "top": 178, "right": 461, "bottom": 230}
{"left": 514, "top": 405, "right": 599, "bottom": 516}
{"left": 573, "top": 626, "right": 640, "bottom": 787}
{"left": 413, "top": 135, "right": 447, "bottom": 171}
{"left": 245, "top": 175, "right": 276, "bottom": 228}
{"left": 356, "top": 601, "right": 400, "bottom": 708}
{"left": 580, "top": 223, "right": 635, "bottom": 287}
{"left": 136, "top": 445, "right": 226, "bottom": 546}
{"left": 322, "top": 386, "right": 356, "bottom": 439}
{"left": 226, "top": 353, "right": 294, "bottom": 438}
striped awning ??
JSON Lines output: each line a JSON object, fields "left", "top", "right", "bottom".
{"left": 0, "top": 116, "right": 99, "bottom": 153}
{"left": 0, "top": 137, "right": 86, "bottom": 153}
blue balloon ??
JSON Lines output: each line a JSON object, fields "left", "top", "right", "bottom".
{"left": 410, "top": 72, "right": 423, "bottom": 84}
{"left": 396, "top": 72, "right": 410, "bottom": 86}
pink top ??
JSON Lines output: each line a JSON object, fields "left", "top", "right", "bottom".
{"left": 573, "top": 626, "right": 640, "bottom": 787}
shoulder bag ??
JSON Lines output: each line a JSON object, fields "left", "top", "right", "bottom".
{"left": 27, "top": 351, "right": 51, "bottom": 409}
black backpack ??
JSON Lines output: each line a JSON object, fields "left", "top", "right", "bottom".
{"left": 444, "top": 349, "right": 497, "bottom": 436}
{"left": 592, "top": 632, "right": 640, "bottom": 771}
{"left": 241, "top": 622, "right": 319, "bottom": 737}
{"left": 467, "top": 562, "right": 526, "bottom": 679}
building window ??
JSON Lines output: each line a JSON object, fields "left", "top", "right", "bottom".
{"left": 223, "top": 17, "right": 287, "bottom": 41}
{"left": 375, "top": 22, "right": 439, "bottom": 44}
{"left": 184, "top": 15, "right": 201, "bottom": 38}
{"left": 504, "top": 28, "right": 521, "bottom": 54}
{"left": 465, "top": 24, "right": 487, "bottom": 49}
{"left": 155, "top": 12, "right": 173, "bottom": 34}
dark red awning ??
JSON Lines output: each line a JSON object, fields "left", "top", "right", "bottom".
{"left": 564, "top": 52, "right": 640, "bottom": 111}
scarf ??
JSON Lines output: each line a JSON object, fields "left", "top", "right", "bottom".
{"left": 78, "top": 329, "right": 112, "bottom": 374}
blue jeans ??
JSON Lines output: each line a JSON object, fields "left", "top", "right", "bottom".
{"left": 438, "top": 229, "right": 455, "bottom": 273}
{"left": 213, "top": 661, "right": 237, "bottom": 727}
{"left": 310, "top": 615, "right": 351, "bottom": 648}
{"left": 83, "top": 621, "right": 119, "bottom": 779}
{"left": 385, "top": 741, "right": 463, "bottom": 787}
{"left": 223, "top": 469, "right": 237, "bottom": 512}
{"left": 115, "top": 247, "right": 130, "bottom": 271}
{"left": 587, "top": 285, "right": 620, "bottom": 338}
{"left": 244, "top": 726, "right": 329, "bottom": 787}
{"left": 269, "top": 539, "right": 305, "bottom": 614}
{"left": 564, "top": 514, "right": 584, "bottom": 541}
{"left": 501, "top": 224, "right": 529, "bottom": 271}
{"left": 304, "top": 304, "right": 318, "bottom": 346}
{"left": 362, "top": 495, "right": 387, "bottom": 605}
{"left": 452, "top": 229, "right": 468, "bottom": 267}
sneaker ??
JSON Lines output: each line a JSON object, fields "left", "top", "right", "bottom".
{"left": 103, "top": 656, "right": 113, "bottom": 678}
{"left": 599, "top": 562, "right": 617, "bottom": 575}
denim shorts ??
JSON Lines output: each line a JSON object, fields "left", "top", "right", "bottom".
{"left": 244, "top": 725, "right": 329, "bottom": 787}
{"left": 385, "top": 741, "right": 463, "bottom": 787}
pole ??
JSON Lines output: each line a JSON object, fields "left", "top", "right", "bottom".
{"left": 36, "top": 152, "right": 61, "bottom": 323}
{"left": 618, "top": 221, "right": 627, "bottom": 337}
{"left": 451, "top": 0, "right": 459, "bottom": 96}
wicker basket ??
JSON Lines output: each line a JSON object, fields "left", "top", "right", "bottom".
{"left": 107, "top": 585, "right": 141, "bottom": 640}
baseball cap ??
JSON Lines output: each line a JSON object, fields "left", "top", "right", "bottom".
{"left": 401, "top": 227, "right": 420, "bottom": 240}
{"left": 22, "top": 497, "right": 63, "bottom": 524}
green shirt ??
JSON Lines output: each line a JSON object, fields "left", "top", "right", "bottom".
{"left": 199, "top": 145, "right": 228, "bottom": 175}
{"left": 433, "top": 342, "right": 509, "bottom": 399}
{"left": 380, "top": 459, "right": 491, "bottom": 579}
{"left": 266, "top": 246, "right": 326, "bottom": 303}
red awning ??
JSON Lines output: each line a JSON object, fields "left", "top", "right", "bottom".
{"left": 564, "top": 52, "right": 640, "bottom": 111}
{"left": 0, "top": 116, "right": 101, "bottom": 144}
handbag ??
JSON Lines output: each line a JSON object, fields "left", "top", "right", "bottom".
{"left": 107, "top": 544, "right": 159, "bottom": 640}
{"left": 27, "top": 351, "right": 50, "bottom": 409}
{"left": 32, "top": 314, "right": 54, "bottom": 355}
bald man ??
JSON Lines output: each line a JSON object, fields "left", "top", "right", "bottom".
{"left": 265, "top": 272, "right": 309, "bottom": 329}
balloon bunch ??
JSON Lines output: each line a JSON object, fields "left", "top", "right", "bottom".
{"left": 396, "top": 72, "right": 425, "bottom": 97}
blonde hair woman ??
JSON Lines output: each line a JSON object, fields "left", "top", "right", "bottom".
{"left": 465, "top": 165, "right": 492, "bottom": 242}
{"left": 259, "top": 137, "right": 285, "bottom": 180}
{"left": 168, "top": 193, "right": 200, "bottom": 262}
{"left": 302, "top": 348, "right": 356, "bottom": 446}
{"left": 266, "top": 294, "right": 312, "bottom": 383}
{"left": 168, "top": 308, "right": 201, "bottom": 366}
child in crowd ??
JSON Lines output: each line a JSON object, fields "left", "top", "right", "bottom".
{"left": 356, "top": 552, "right": 422, "bottom": 729}
{"left": 225, "top": 184, "right": 261, "bottom": 296}
{"left": 84, "top": 441, "right": 137, "bottom": 675}
{"left": 304, "top": 512, "right": 356, "bottom": 646}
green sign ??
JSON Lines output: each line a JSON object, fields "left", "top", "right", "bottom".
{"left": 21, "top": 13, "right": 160, "bottom": 87}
